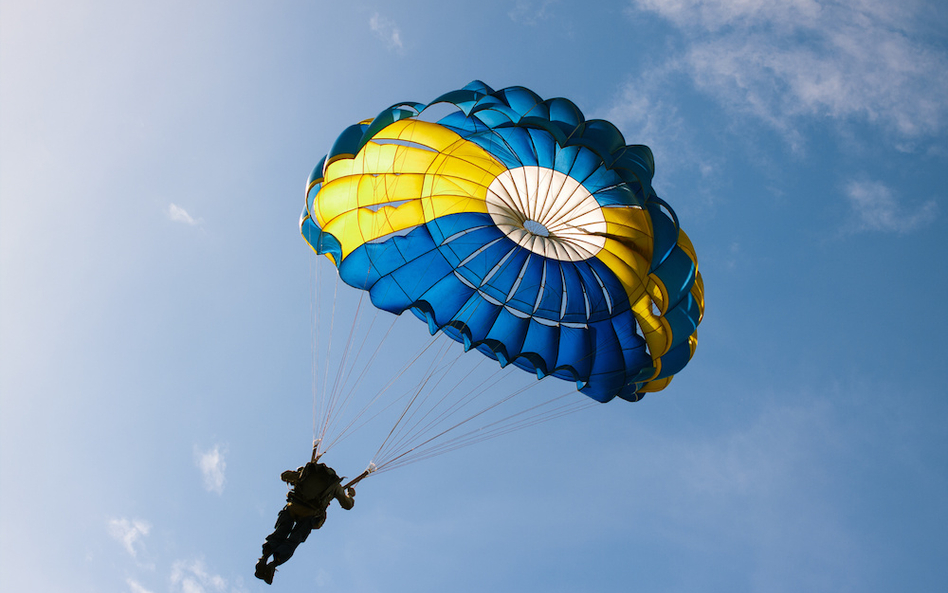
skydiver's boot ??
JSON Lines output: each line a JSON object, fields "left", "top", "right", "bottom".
{"left": 255, "top": 553, "right": 273, "bottom": 584}
{"left": 261, "top": 556, "right": 286, "bottom": 585}
{"left": 254, "top": 560, "right": 275, "bottom": 585}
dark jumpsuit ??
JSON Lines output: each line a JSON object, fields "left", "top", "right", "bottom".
{"left": 261, "top": 462, "right": 355, "bottom": 565}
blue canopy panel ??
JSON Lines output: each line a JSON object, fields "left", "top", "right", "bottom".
{"left": 326, "top": 123, "right": 369, "bottom": 165}
{"left": 324, "top": 207, "right": 652, "bottom": 401}
{"left": 646, "top": 201, "right": 679, "bottom": 271}
{"left": 444, "top": 122, "right": 631, "bottom": 207}
{"left": 651, "top": 244, "right": 697, "bottom": 313}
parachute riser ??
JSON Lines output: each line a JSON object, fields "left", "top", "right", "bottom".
{"left": 343, "top": 463, "right": 376, "bottom": 490}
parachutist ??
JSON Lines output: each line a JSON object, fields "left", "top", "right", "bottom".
{"left": 254, "top": 460, "right": 355, "bottom": 585}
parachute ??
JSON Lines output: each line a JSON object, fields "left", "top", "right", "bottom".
{"left": 301, "top": 81, "right": 703, "bottom": 406}
{"left": 298, "top": 82, "right": 705, "bottom": 475}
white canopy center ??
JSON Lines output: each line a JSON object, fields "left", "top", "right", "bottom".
{"left": 485, "top": 166, "right": 606, "bottom": 261}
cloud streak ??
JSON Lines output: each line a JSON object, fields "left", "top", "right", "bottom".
{"left": 195, "top": 444, "right": 226, "bottom": 495}
{"left": 629, "top": 0, "right": 948, "bottom": 140}
{"left": 108, "top": 517, "right": 151, "bottom": 558}
{"left": 624, "top": 397, "right": 871, "bottom": 591}
{"left": 170, "top": 559, "right": 232, "bottom": 593}
{"left": 127, "top": 579, "right": 155, "bottom": 593}
{"left": 168, "top": 203, "right": 201, "bottom": 226}
{"left": 370, "top": 12, "right": 403, "bottom": 52}
{"left": 508, "top": 0, "right": 558, "bottom": 25}
{"left": 843, "top": 179, "right": 937, "bottom": 233}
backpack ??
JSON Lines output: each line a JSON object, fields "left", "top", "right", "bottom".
{"left": 294, "top": 462, "right": 341, "bottom": 504}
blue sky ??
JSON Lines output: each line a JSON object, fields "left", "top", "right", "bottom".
{"left": 2, "top": 1, "right": 946, "bottom": 592}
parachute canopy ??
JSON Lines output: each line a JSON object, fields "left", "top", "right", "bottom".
{"left": 300, "top": 81, "right": 704, "bottom": 403}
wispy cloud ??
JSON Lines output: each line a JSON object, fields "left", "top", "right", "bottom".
{"left": 127, "top": 579, "right": 155, "bottom": 593}
{"left": 607, "top": 82, "right": 683, "bottom": 149}
{"left": 108, "top": 518, "right": 151, "bottom": 558}
{"left": 508, "top": 0, "right": 558, "bottom": 25}
{"left": 606, "top": 74, "right": 723, "bottom": 207}
{"left": 168, "top": 203, "right": 201, "bottom": 226}
{"left": 606, "top": 79, "right": 690, "bottom": 175}
{"left": 843, "top": 179, "right": 937, "bottom": 233}
{"left": 624, "top": 397, "right": 869, "bottom": 590}
{"left": 629, "top": 0, "right": 948, "bottom": 141}
{"left": 170, "top": 559, "right": 231, "bottom": 593}
{"left": 195, "top": 444, "right": 226, "bottom": 495}
{"left": 369, "top": 12, "right": 403, "bottom": 52}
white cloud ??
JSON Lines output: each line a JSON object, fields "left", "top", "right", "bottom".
{"left": 633, "top": 0, "right": 823, "bottom": 31}
{"left": 606, "top": 75, "right": 723, "bottom": 208}
{"left": 369, "top": 12, "right": 403, "bottom": 52}
{"left": 170, "top": 559, "right": 231, "bottom": 593}
{"left": 607, "top": 85, "right": 681, "bottom": 147}
{"left": 629, "top": 0, "right": 948, "bottom": 139}
{"left": 127, "top": 579, "right": 155, "bottom": 593}
{"left": 168, "top": 203, "right": 200, "bottom": 226}
{"left": 195, "top": 444, "right": 226, "bottom": 495}
{"left": 606, "top": 81, "right": 691, "bottom": 173}
{"left": 108, "top": 517, "right": 151, "bottom": 558}
{"left": 508, "top": 0, "right": 558, "bottom": 25}
{"left": 622, "top": 397, "right": 870, "bottom": 591}
{"left": 844, "top": 179, "right": 936, "bottom": 233}
{"left": 726, "top": 241, "right": 740, "bottom": 270}
{"left": 674, "top": 402, "right": 831, "bottom": 497}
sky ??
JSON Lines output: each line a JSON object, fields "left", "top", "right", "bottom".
{"left": 2, "top": 1, "right": 947, "bottom": 592}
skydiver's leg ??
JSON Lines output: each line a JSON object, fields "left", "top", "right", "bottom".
{"left": 257, "top": 507, "right": 294, "bottom": 582}
{"left": 270, "top": 515, "right": 317, "bottom": 567}
{"left": 264, "top": 507, "right": 295, "bottom": 552}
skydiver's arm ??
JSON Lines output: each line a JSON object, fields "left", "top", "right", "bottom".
{"left": 280, "top": 467, "right": 304, "bottom": 485}
{"left": 333, "top": 483, "right": 355, "bottom": 510}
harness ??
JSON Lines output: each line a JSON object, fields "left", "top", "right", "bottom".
{"left": 285, "top": 463, "right": 344, "bottom": 522}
